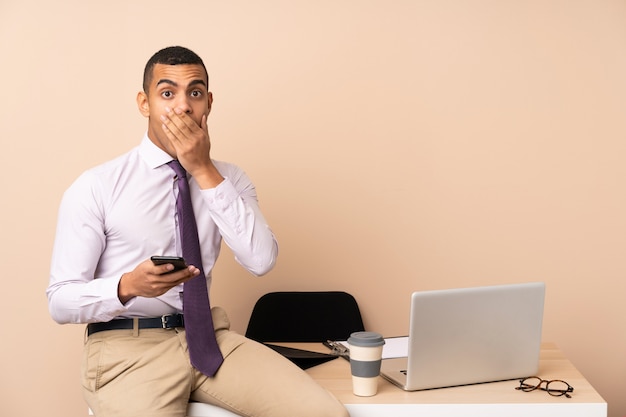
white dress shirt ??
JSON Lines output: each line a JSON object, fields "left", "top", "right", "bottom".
{"left": 47, "top": 134, "right": 278, "bottom": 324}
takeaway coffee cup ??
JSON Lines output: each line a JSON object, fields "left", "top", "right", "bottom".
{"left": 347, "top": 331, "right": 385, "bottom": 396}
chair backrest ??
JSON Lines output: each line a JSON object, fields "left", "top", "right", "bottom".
{"left": 245, "top": 291, "right": 365, "bottom": 342}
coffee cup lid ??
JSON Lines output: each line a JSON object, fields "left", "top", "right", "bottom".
{"left": 348, "top": 331, "right": 385, "bottom": 347}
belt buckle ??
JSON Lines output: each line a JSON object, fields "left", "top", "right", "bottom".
{"left": 161, "top": 314, "right": 174, "bottom": 329}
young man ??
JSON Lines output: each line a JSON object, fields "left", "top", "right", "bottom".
{"left": 47, "top": 46, "right": 348, "bottom": 417}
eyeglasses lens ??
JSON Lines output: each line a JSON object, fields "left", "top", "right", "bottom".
{"left": 519, "top": 376, "right": 542, "bottom": 391}
{"left": 546, "top": 380, "right": 572, "bottom": 397}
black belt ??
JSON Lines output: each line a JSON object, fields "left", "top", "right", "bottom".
{"left": 87, "top": 314, "right": 184, "bottom": 336}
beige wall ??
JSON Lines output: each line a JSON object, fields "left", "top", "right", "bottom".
{"left": 2, "top": 1, "right": 625, "bottom": 416}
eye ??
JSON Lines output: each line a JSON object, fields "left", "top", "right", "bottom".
{"left": 190, "top": 90, "right": 203, "bottom": 98}
{"left": 161, "top": 91, "right": 173, "bottom": 99}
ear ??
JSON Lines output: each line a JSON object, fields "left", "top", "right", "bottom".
{"left": 137, "top": 91, "right": 150, "bottom": 117}
{"left": 207, "top": 92, "right": 213, "bottom": 116}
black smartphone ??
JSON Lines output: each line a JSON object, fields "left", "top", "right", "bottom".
{"left": 151, "top": 256, "right": 187, "bottom": 272}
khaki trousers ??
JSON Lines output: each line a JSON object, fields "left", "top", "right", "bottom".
{"left": 82, "top": 307, "right": 348, "bottom": 417}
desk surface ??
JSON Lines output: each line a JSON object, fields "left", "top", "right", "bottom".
{"left": 275, "top": 342, "right": 606, "bottom": 417}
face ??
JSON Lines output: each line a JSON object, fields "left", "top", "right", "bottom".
{"left": 137, "top": 63, "right": 213, "bottom": 156}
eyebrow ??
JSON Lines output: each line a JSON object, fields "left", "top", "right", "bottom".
{"left": 156, "top": 79, "right": 207, "bottom": 88}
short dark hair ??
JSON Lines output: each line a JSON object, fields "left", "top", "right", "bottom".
{"left": 143, "top": 46, "right": 208, "bottom": 93}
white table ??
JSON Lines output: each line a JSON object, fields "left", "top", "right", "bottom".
{"left": 187, "top": 342, "right": 607, "bottom": 417}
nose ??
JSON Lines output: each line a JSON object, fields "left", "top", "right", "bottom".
{"left": 175, "top": 97, "right": 192, "bottom": 114}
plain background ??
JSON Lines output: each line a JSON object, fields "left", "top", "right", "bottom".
{"left": 2, "top": 1, "right": 625, "bottom": 416}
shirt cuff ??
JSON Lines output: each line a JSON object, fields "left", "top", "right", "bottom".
{"left": 201, "top": 177, "right": 238, "bottom": 210}
{"left": 80, "top": 276, "right": 133, "bottom": 322}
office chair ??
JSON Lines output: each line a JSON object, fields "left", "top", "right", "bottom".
{"left": 245, "top": 291, "right": 365, "bottom": 343}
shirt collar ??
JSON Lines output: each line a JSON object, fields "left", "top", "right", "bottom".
{"left": 139, "top": 133, "right": 174, "bottom": 169}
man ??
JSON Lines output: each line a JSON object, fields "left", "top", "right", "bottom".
{"left": 47, "top": 46, "right": 348, "bottom": 417}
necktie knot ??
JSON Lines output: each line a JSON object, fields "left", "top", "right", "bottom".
{"left": 167, "top": 160, "right": 187, "bottom": 180}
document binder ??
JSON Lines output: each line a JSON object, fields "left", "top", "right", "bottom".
{"left": 264, "top": 343, "right": 339, "bottom": 369}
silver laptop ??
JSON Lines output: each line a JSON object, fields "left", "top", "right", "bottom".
{"left": 380, "top": 282, "right": 545, "bottom": 391}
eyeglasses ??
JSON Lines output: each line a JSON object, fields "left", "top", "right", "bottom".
{"left": 515, "top": 376, "right": 574, "bottom": 398}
